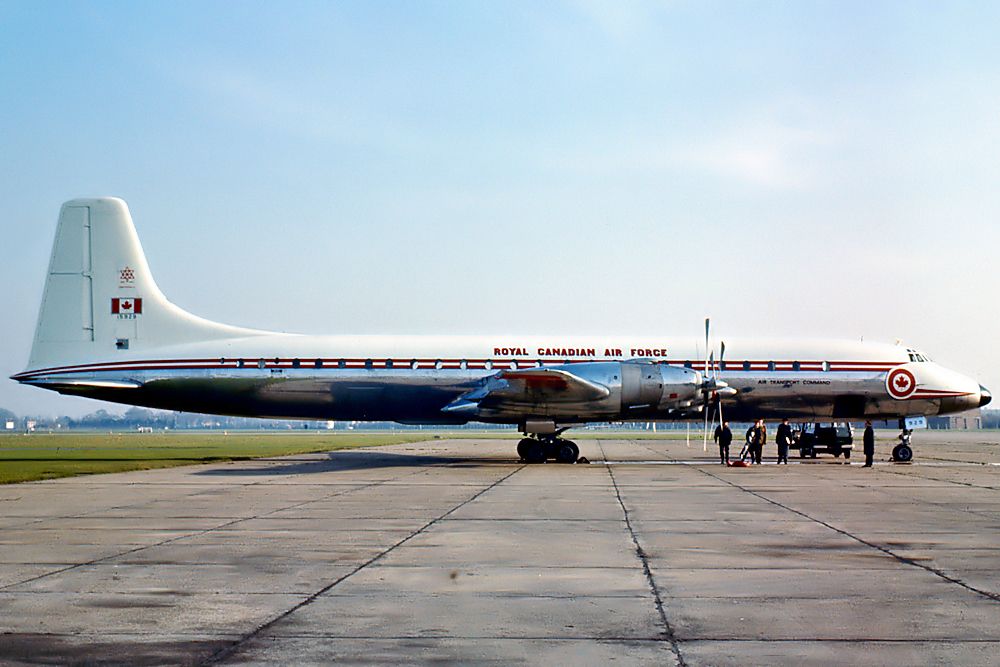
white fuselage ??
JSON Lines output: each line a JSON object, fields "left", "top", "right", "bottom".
{"left": 15, "top": 333, "right": 987, "bottom": 425}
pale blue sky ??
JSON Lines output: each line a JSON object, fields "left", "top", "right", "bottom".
{"left": 2, "top": 1, "right": 998, "bottom": 416}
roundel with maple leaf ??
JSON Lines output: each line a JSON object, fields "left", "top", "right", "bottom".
{"left": 886, "top": 367, "right": 917, "bottom": 399}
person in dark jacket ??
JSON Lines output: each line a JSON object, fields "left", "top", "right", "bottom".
{"left": 751, "top": 419, "right": 766, "bottom": 464}
{"left": 742, "top": 423, "right": 755, "bottom": 462}
{"left": 863, "top": 420, "right": 875, "bottom": 467}
{"left": 775, "top": 418, "right": 792, "bottom": 464}
{"left": 714, "top": 421, "right": 733, "bottom": 465}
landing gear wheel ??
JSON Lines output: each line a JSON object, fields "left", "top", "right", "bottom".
{"left": 517, "top": 438, "right": 534, "bottom": 461}
{"left": 892, "top": 443, "right": 913, "bottom": 463}
{"left": 555, "top": 440, "right": 579, "bottom": 464}
{"left": 844, "top": 449, "right": 851, "bottom": 459}
{"left": 542, "top": 438, "right": 560, "bottom": 461}
{"left": 519, "top": 438, "right": 546, "bottom": 464}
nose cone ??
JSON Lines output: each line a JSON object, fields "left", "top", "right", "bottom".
{"left": 981, "top": 385, "right": 992, "bottom": 408}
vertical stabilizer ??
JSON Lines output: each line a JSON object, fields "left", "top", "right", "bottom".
{"left": 28, "top": 198, "right": 260, "bottom": 369}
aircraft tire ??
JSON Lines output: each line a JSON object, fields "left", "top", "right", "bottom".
{"left": 844, "top": 449, "right": 851, "bottom": 459}
{"left": 555, "top": 441, "right": 579, "bottom": 464}
{"left": 892, "top": 444, "right": 913, "bottom": 463}
{"left": 517, "top": 438, "right": 534, "bottom": 461}
{"left": 521, "top": 439, "right": 547, "bottom": 464}
{"left": 542, "top": 438, "right": 561, "bottom": 461}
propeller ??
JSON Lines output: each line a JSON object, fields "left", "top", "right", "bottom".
{"left": 700, "top": 318, "right": 735, "bottom": 451}
{"left": 702, "top": 349, "right": 713, "bottom": 451}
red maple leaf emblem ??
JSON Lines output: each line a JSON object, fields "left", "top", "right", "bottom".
{"left": 121, "top": 300, "right": 133, "bottom": 311}
{"left": 893, "top": 375, "right": 910, "bottom": 390}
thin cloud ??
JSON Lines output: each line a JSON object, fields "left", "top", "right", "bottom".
{"left": 568, "top": 0, "right": 650, "bottom": 40}
{"left": 676, "top": 122, "right": 835, "bottom": 190}
{"left": 163, "top": 60, "right": 422, "bottom": 151}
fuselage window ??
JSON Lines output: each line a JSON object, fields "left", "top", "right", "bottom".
{"left": 257, "top": 359, "right": 265, "bottom": 369}
{"left": 792, "top": 361, "right": 801, "bottom": 372}
{"left": 460, "top": 360, "right": 468, "bottom": 370}
{"left": 484, "top": 359, "right": 493, "bottom": 370}
{"left": 767, "top": 361, "right": 776, "bottom": 372}
{"left": 292, "top": 359, "right": 301, "bottom": 368}
{"left": 822, "top": 361, "right": 830, "bottom": 372}
{"left": 237, "top": 359, "right": 245, "bottom": 368}
{"left": 435, "top": 359, "right": 443, "bottom": 370}
{"left": 314, "top": 359, "right": 323, "bottom": 368}
{"left": 338, "top": 359, "right": 346, "bottom": 369}
{"left": 220, "top": 358, "right": 226, "bottom": 365}
{"left": 743, "top": 361, "right": 751, "bottom": 371}
{"left": 385, "top": 359, "right": 393, "bottom": 369}
{"left": 411, "top": 359, "right": 419, "bottom": 370}
{"left": 684, "top": 360, "right": 693, "bottom": 369}
{"left": 509, "top": 360, "right": 517, "bottom": 370}
{"left": 364, "top": 359, "right": 373, "bottom": 370}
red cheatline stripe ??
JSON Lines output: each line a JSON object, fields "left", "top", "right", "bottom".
{"left": 14, "top": 356, "right": 906, "bottom": 378}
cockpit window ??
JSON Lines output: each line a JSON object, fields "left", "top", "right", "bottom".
{"left": 907, "top": 349, "right": 932, "bottom": 363}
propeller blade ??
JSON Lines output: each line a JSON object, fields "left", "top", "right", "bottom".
{"left": 704, "top": 318, "right": 710, "bottom": 374}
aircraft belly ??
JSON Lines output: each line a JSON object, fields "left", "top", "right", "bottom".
{"left": 108, "top": 372, "right": 476, "bottom": 420}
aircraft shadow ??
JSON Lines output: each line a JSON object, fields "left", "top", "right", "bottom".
{"left": 195, "top": 449, "right": 500, "bottom": 476}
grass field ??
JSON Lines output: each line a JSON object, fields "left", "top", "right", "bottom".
{"left": 0, "top": 429, "right": 699, "bottom": 485}
{"left": 0, "top": 432, "right": 432, "bottom": 485}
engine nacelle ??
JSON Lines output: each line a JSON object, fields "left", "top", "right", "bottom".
{"left": 472, "top": 361, "right": 704, "bottom": 424}
{"left": 620, "top": 362, "right": 701, "bottom": 411}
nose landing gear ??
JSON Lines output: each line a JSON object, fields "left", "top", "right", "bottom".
{"left": 516, "top": 436, "right": 580, "bottom": 464}
{"left": 891, "top": 428, "right": 914, "bottom": 462}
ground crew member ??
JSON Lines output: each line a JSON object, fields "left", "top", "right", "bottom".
{"left": 742, "top": 423, "right": 755, "bottom": 462}
{"left": 753, "top": 419, "right": 766, "bottom": 464}
{"left": 863, "top": 420, "right": 875, "bottom": 467}
{"left": 776, "top": 418, "right": 792, "bottom": 464}
{"left": 714, "top": 421, "right": 733, "bottom": 465}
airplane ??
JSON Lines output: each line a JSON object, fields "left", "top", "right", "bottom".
{"left": 12, "top": 198, "right": 991, "bottom": 464}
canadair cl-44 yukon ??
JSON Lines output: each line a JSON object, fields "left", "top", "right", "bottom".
{"left": 13, "top": 199, "right": 991, "bottom": 463}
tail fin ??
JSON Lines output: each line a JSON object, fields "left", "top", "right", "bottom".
{"left": 27, "top": 198, "right": 260, "bottom": 369}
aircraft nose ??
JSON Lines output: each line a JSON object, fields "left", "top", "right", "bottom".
{"left": 980, "top": 385, "right": 992, "bottom": 408}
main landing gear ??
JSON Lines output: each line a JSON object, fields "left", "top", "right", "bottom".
{"left": 891, "top": 429, "right": 914, "bottom": 463}
{"left": 517, "top": 436, "right": 580, "bottom": 464}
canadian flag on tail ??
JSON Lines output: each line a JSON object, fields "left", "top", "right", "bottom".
{"left": 111, "top": 298, "right": 143, "bottom": 314}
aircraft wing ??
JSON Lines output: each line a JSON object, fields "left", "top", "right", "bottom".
{"left": 496, "top": 368, "right": 611, "bottom": 401}
{"left": 442, "top": 367, "right": 610, "bottom": 415}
